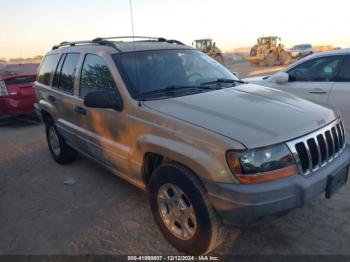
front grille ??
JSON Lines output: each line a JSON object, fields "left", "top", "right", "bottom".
{"left": 286, "top": 119, "right": 346, "bottom": 175}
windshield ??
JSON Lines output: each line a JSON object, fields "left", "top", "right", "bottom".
{"left": 113, "top": 49, "right": 238, "bottom": 99}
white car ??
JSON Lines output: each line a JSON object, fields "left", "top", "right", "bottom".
{"left": 244, "top": 49, "right": 350, "bottom": 131}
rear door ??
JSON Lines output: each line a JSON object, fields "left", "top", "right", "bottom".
{"left": 328, "top": 55, "right": 350, "bottom": 131}
{"left": 51, "top": 53, "right": 82, "bottom": 147}
{"left": 269, "top": 55, "right": 344, "bottom": 104}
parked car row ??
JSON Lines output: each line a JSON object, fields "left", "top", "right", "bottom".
{"left": 33, "top": 37, "right": 350, "bottom": 255}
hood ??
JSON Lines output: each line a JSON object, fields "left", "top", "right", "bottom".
{"left": 143, "top": 84, "right": 338, "bottom": 149}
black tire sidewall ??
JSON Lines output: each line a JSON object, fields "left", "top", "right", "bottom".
{"left": 46, "top": 123, "right": 61, "bottom": 161}
{"left": 149, "top": 164, "right": 213, "bottom": 255}
{"left": 45, "top": 122, "right": 76, "bottom": 164}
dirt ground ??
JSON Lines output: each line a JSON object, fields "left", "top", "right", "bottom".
{"left": 1, "top": 63, "right": 350, "bottom": 256}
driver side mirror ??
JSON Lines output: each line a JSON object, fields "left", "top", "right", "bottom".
{"left": 84, "top": 90, "right": 123, "bottom": 111}
{"left": 268, "top": 72, "right": 289, "bottom": 84}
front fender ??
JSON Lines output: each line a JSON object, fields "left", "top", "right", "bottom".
{"left": 130, "top": 134, "right": 237, "bottom": 184}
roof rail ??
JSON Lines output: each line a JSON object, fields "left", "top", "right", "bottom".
{"left": 94, "top": 36, "right": 185, "bottom": 45}
{"left": 52, "top": 39, "right": 122, "bottom": 51}
{"left": 52, "top": 36, "right": 185, "bottom": 51}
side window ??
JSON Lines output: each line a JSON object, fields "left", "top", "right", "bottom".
{"left": 336, "top": 56, "right": 350, "bottom": 82}
{"left": 56, "top": 53, "right": 80, "bottom": 94}
{"left": 80, "top": 54, "right": 116, "bottom": 97}
{"left": 288, "top": 56, "right": 343, "bottom": 82}
{"left": 52, "top": 54, "right": 66, "bottom": 88}
{"left": 37, "top": 54, "right": 59, "bottom": 85}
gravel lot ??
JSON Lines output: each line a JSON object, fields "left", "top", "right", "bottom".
{"left": 1, "top": 63, "right": 350, "bottom": 256}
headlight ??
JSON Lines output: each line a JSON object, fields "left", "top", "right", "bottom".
{"left": 226, "top": 144, "right": 297, "bottom": 184}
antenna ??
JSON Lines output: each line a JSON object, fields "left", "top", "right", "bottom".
{"left": 129, "top": 0, "right": 136, "bottom": 43}
{"left": 129, "top": 0, "right": 142, "bottom": 106}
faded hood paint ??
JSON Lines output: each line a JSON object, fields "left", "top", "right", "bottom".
{"left": 144, "top": 84, "right": 338, "bottom": 149}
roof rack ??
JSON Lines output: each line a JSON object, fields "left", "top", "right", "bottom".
{"left": 52, "top": 36, "right": 185, "bottom": 51}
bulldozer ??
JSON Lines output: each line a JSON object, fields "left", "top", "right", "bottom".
{"left": 247, "top": 36, "right": 291, "bottom": 66}
{"left": 193, "top": 39, "right": 225, "bottom": 64}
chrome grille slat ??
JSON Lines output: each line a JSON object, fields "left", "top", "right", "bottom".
{"left": 313, "top": 138, "right": 322, "bottom": 169}
{"left": 340, "top": 122, "right": 345, "bottom": 142}
{"left": 286, "top": 119, "right": 346, "bottom": 176}
{"left": 322, "top": 133, "right": 329, "bottom": 163}
{"left": 329, "top": 128, "right": 336, "bottom": 158}
{"left": 305, "top": 142, "right": 313, "bottom": 171}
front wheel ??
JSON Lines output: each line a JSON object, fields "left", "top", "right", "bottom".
{"left": 148, "top": 163, "right": 226, "bottom": 255}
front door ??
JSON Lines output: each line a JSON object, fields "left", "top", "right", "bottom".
{"left": 75, "top": 54, "right": 130, "bottom": 176}
{"left": 328, "top": 55, "right": 350, "bottom": 131}
{"left": 270, "top": 55, "right": 344, "bottom": 104}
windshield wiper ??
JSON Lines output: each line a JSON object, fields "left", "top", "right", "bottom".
{"left": 139, "top": 85, "right": 221, "bottom": 100}
{"left": 200, "top": 78, "right": 245, "bottom": 86}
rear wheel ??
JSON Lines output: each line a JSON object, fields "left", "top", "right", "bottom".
{"left": 149, "top": 162, "right": 226, "bottom": 255}
{"left": 46, "top": 121, "right": 77, "bottom": 164}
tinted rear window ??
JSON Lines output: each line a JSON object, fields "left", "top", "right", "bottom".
{"left": 4, "top": 76, "right": 36, "bottom": 86}
{"left": 37, "top": 54, "right": 59, "bottom": 85}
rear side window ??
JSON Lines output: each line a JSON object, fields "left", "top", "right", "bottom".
{"left": 4, "top": 76, "right": 36, "bottom": 86}
{"left": 55, "top": 53, "right": 80, "bottom": 94}
{"left": 80, "top": 54, "right": 116, "bottom": 97}
{"left": 336, "top": 56, "right": 350, "bottom": 82}
{"left": 37, "top": 54, "right": 59, "bottom": 85}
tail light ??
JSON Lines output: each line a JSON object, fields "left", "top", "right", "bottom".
{"left": 0, "top": 80, "right": 8, "bottom": 96}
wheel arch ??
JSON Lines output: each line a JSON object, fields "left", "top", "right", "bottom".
{"left": 131, "top": 135, "right": 234, "bottom": 186}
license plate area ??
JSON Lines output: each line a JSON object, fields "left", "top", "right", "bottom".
{"left": 325, "top": 166, "right": 349, "bottom": 199}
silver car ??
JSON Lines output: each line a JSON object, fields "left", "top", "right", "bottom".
{"left": 244, "top": 49, "right": 350, "bottom": 132}
{"left": 34, "top": 37, "right": 350, "bottom": 255}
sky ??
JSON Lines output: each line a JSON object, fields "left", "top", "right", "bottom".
{"left": 0, "top": 0, "right": 349, "bottom": 59}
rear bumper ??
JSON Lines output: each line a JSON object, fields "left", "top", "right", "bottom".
{"left": 0, "top": 96, "right": 35, "bottom": 116}
{"left": 206, "top": 145, "right": 350, "bottom": 226}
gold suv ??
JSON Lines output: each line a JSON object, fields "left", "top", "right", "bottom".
{"left": 35, "top": 37, "right": 350, "bottom": 254}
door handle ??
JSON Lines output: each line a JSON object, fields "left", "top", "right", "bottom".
{"left": 47, "top": 95, "right": 56, "bottom": 102}
{"left": 74, "top": 106, "right": 87, "bottom": 115}
{"left": 308, "top": 89, "right": 327, "bottom": 94}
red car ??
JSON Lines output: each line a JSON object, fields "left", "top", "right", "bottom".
{"left": 0, "top": 74, "right": 37, "bottom": 116}
{"left": 0, "top": 63, "right": 39, "bottom": 117}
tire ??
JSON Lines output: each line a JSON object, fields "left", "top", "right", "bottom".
{"left": 265, "top": 53, "right": 276, "bottom": 66}
{"left": 46, "top": 121, "right": 77, "bottom": 164}
{"left": 148, "top": 162, "right": 226, "bottom": 255}
{"left": 279, "top": 51, "right": 291, "bottom": 65}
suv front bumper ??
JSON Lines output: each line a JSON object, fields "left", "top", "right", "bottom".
{"left": 206, "top": 145, "right": 350, "bottom": 227}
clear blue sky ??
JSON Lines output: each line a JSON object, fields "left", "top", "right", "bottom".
{"left": 0, "top": 0, "right": 349, "bottom": 58}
